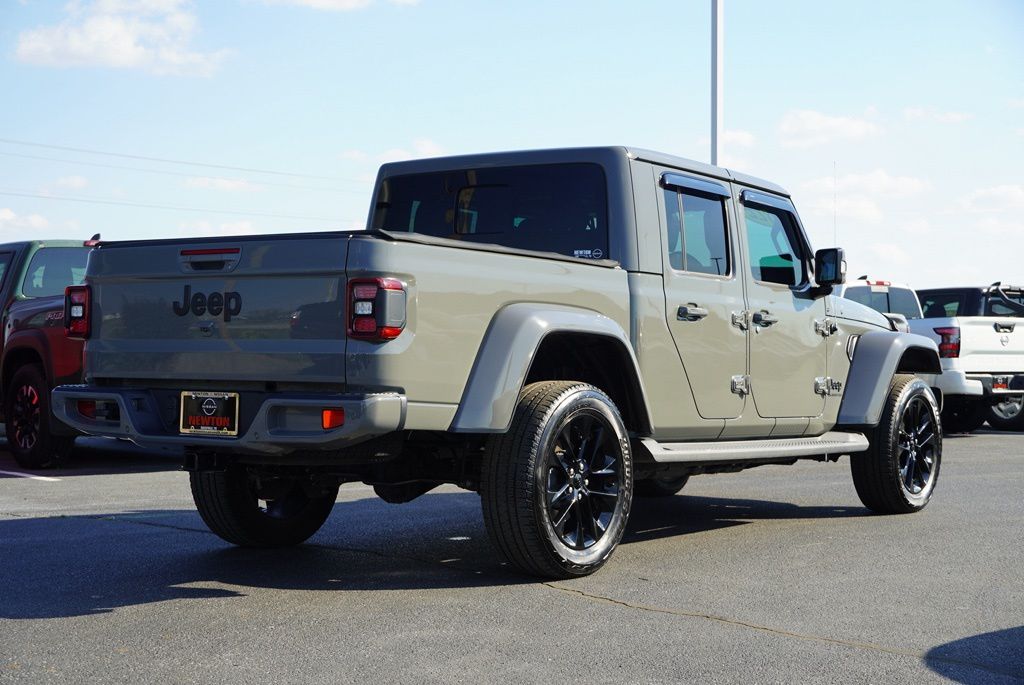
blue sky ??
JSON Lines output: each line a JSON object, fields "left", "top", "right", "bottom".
{"left": 0, "top": 0, "right": 1021, "bottom": 287}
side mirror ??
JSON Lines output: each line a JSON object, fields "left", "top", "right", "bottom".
{"left": 814, "top": 248, "right": 846, "bottom": 287}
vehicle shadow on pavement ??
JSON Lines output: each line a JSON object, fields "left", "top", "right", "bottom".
{"left": 925, "top": 626, "right": 1024, "bottom": 683}
{"left": 625, "top": 494, "right": 863, "bottom": 543}
{"left": 0, "top": 437, "right": 181, "bottom": 478}
{"left": 0, "top": 491, "right": 870, "bottom": 619}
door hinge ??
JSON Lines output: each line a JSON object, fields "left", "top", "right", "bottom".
{"left": 731, "top": 374, "right": 750, "bottom": 396}
{"left": 814, "top": 318, "right": 838, "bottom": 337}
{"left": 814, "top": 376, "right": 844, "bottom": 396}
{"left": 731, "top": 311, "right": 749, "bottom": 331}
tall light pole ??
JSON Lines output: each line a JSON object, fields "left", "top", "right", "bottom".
{"left": 711, "top": 0, "right": 724, "bottom": 166}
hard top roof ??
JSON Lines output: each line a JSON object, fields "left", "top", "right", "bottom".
{"left": 376, "top": 145, "right": 789, "bottom": 197}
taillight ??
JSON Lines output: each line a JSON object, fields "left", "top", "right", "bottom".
{"left": 65, "top": 285, "right": 91, "bottom": 339}
{"left": 347, "top": 277, "right": 406, "bottom": 341}
{"left": 934, "top": 326, "right": 960, "bottom": 358}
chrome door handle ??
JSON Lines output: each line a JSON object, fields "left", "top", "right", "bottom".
{"left": 677, "top": 304, "right": 709, "bottom": 322}
{"left": 752, "top": 311, "right": 778, "bottom": 327}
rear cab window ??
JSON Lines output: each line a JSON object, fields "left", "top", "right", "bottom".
{"left": 919, "top": 290, "right": 972, "bottom": 318}
{"left": 843, "top": 285, "right": 921, "bottom": 318}
{"left": 23, "top": 247, "right": 90, "bottom": 298}
{"left": 370, "top": 163, "right": 609, "bottom": 260}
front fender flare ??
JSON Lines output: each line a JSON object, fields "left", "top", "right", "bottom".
{"left": 837, "top": 330, "right": 941, "bottom": 426}
{"left": 450, "top": 303, "right": 651, "bottom": 433}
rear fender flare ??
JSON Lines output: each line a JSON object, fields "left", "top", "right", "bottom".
{"left": 837, "top": 330, "right": 941, "bottom": 426}
{"left": 450, "top": 303, "right": 652, "bottom": 434}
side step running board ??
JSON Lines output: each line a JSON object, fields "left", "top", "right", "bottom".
{"left": 640, "top": 431, "right": 870, "bottom": 464}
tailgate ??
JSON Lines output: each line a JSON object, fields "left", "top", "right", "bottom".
{"left": 959, "top": 317, "right": 1024, "bottom": 373}
{"left": 86, "top": 234, "right": 350, "bottom": 385}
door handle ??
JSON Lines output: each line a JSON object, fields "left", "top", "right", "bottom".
{"left": 995, "top": 322, "right": 1016, "bottom": 333}
{"left": 752, "top": 311, "right": 778, "bottom": 327}
{"left": 677, "top": 304, "right": 709, "bottom": 322}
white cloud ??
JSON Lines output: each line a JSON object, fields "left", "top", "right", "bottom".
{"left": 0, "top": 208, "right": 50, "bottom": 241}
{"left": 184, "top": 176, "right": 263, "bottom": 192}
{"left": 343, "top": 138, "right": 446, "bottom": 164}
{"left": 802, "top": 195, "right": 883, "bottom": 224}
{"left": 778, "top": 109, "right": 880, "bottom": 148}
{"left": 963, "top": 184, "right": 1024, "bottom": 212}
{"left": 266, "top": 0, "right": 417, "bottom": 9}
{"left": 903, "top": 107, "right": 973, "bottom": 124}
{"left": 723, "top": 129, "right": 756, "bottom": 147}
{"left": 56, "top": 175, "right": 89, "bottom": 190}
{"left": 16, "top": 0, "right": 228, "bottom": 76}
{"left": 800, "top": 169, "right": 929, "bottom": 197}
{"left": 1009, "top": 97, "right": 1024, "bottom": 109}
{"left": 1016, "top": 128, "right": 1024, "bottom": 137}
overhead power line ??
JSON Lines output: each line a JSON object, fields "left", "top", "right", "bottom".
{"left": 0, "top": 150, "right": 369, "bottom": 194}
{"left": 0, "top": 137, "right": 348, "bottom": 181}
{"left": 0, "top": 189, "right": 363, "bottom": 225}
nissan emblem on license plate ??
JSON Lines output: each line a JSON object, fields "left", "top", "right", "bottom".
{"left": 180, "top": 391, "right": 240, "bottom": 436}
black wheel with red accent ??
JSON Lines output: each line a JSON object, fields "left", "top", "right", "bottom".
{"left": 4, "top": 364, "right": 74, "bottom": 470}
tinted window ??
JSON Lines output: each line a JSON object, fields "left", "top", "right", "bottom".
{"left": 23, "top": 247, "right": 89, "bottom": 297}
{"left": 371, "top": 163, "right": 608, "bottom": 260}
{"left": 0, "top": 252, "right": 12, "bottom": 291}
{"left": 843, "top": 285, "right": 888, "bottom": 313}
{"left": 888, "top": 288, "right": 922, "bottom": 319}
{"left": 663, "top": 188, "right": 729, "bottom": 276}
{"left": 985, "top": 290, "right": 1024, "bottom": 317}
{"left": 744, "top": 206, "right": 805, "bottom": 286}
{"left": 919, "top": 291, "right": 969, "bottom": 318}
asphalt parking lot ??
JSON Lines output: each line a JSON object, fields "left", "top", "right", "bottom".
{"left": 1, "top": 432, "right": 1022, "bottom": 684}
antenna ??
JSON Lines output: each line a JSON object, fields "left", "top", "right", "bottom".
{"left": 833, "top": 160, "right": 838, "bottom": 246}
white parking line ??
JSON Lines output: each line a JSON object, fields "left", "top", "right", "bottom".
{"left": 0, "top": 470, "right": 61, "bottom": 482}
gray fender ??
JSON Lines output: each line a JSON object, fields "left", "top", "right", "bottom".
{"left": 837, "top": 331, "right": 941, "bottom": 426}
{"left": 450, "top": 303, "right": 652, "bottom": 433}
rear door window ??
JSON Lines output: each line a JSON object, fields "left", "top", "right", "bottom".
{"left": 663, "top": 188, "right": 730, "bottom": 276}
{"left": 371, "top": 163, "right": 608, "bottom": 260}
{"left": 23, "top": 247, "right": 89, "bottom": 297}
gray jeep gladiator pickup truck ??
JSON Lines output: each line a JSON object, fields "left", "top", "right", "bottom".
{"left": 54, "top": 147, "right": 943, "bottom": 578}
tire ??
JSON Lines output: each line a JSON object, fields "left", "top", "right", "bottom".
{"left": 4, "top": 364, "right": 75, "bottom": 469}
{"left": 851, "top": 374, "right": 942, "bottom": 514}
{"left": 635, "top": 474, "right": 689, "bottom": 497}
{"left": 986, "top": 396, "right": 1024, "bottom": 431}
{"left": 190, "top": 465, "right": 338, "bottom": 547}
{"left": 480, "top": 381, "right": 633, "bottom": 579}
{"left": 940, "top": 398, "right": 986, "bottom": 434}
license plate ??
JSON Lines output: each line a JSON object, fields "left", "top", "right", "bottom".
{"left": 994, "top": 376, "right": 1010, "bottom": 390}
{"left": 180, "top": 391, "right": 239, "bottom": 436}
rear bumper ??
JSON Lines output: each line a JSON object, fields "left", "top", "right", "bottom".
{"left": 918, "top": 371, "right": 1024, "bottom": 401}
{"left": 51, "top": 385, "right": 405, "bottom": 455}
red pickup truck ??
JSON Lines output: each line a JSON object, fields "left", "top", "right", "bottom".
{"left": 1, "top": 238, "right": 94, "bottom": 468}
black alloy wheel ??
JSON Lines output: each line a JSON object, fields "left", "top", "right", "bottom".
{"left": 481, "top": 381, "right": 634, "bottom": 579}
{"left": 4, "top": 364, "right": 74, "bottom": 469}
{"left": 10, "top": 382, "right": 41, "bottom": 454}
{"left": 544, "top": 410, "right": 623, "bottom": 551}
{"left": 896, "top": 395, "right": 939, "bottom": 498}
{"left": 851, "top": 374, "right": 942, "bottom": 514}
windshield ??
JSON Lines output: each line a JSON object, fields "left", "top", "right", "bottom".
{"left": 842, "top": 285, "right": 921, "bottom": 318}
{"left": 371, "top": 163, "right": 609, "bottom": 260}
